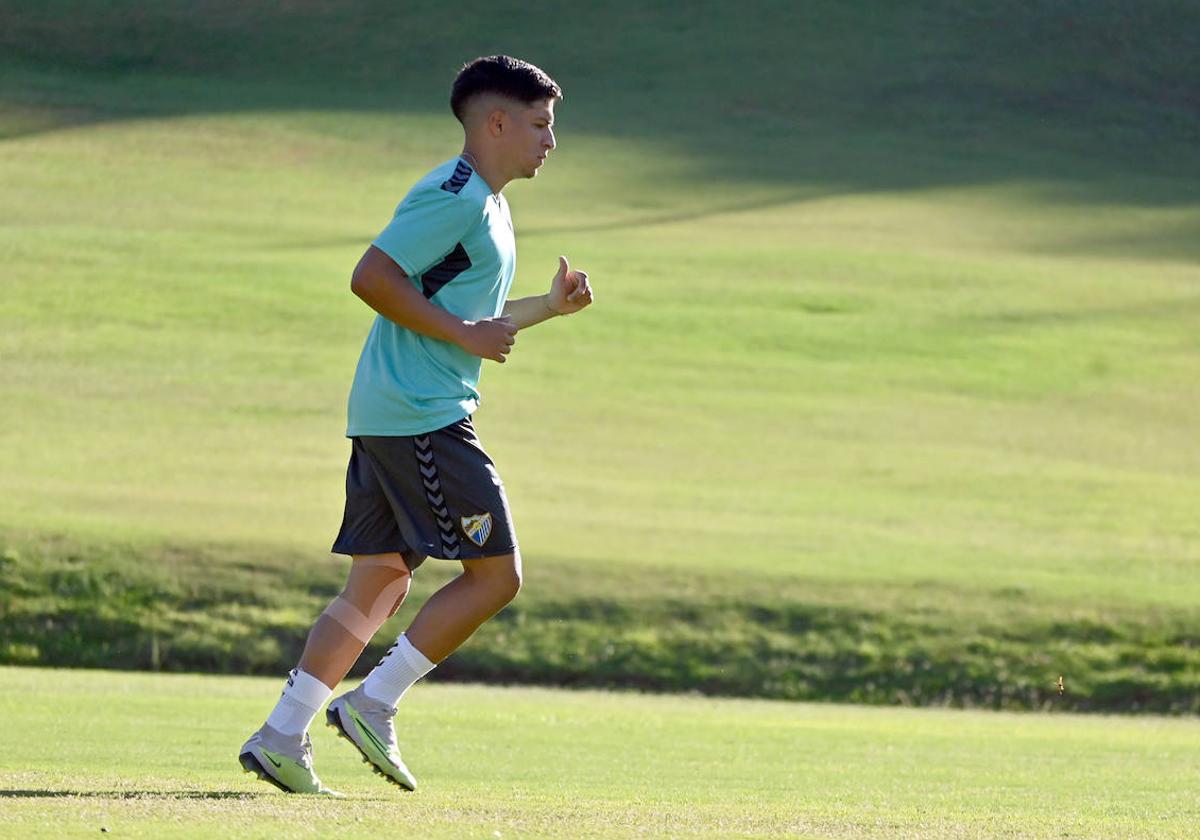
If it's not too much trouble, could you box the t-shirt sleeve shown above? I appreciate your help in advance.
[372,189,480,277]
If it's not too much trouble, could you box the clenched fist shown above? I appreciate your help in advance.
[457,315,518,362]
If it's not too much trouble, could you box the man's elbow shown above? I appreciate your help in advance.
[351,249,405,301]
[350,257,378,301]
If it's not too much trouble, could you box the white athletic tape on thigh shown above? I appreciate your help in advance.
[322,576,409,643]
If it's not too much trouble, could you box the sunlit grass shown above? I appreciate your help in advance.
[1,666,1198,838]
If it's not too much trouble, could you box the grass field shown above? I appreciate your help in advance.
[2,1,1200,706]
[1,666,1198,839]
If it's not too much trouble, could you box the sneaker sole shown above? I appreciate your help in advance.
[325,705,416,791]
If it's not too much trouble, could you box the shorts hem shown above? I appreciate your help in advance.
[428,542,519,561]
[330,543,407,557]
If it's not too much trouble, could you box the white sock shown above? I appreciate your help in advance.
[265,668,333,736]
[360,634,436,706]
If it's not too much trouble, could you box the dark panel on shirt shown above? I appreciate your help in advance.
[421,243,472,298]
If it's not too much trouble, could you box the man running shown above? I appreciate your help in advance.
[239,55,592,794]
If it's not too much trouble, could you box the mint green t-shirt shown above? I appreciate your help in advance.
[346,157,516,436]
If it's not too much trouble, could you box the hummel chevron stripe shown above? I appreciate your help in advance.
[413,434,460,558]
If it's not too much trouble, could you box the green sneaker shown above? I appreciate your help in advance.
[326,687,418,791]
[238,724,341,796]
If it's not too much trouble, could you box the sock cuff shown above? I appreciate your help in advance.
[397,634,436,675]
[283,668,334,710]
[360,634,436,705]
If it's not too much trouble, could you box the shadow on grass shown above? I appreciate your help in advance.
[0,789,257,800]
[1,0,1198,203]
[2,2,1199,271]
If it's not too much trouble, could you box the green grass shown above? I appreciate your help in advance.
[4,534,1198,711]
[1,666,1199,839]
[1,1,1199,708]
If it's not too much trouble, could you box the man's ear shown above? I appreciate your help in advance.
[487,108,506,137]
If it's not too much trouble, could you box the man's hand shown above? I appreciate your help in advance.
[547,255,594,315]
[499,256,595,330]
[456,316,518,363]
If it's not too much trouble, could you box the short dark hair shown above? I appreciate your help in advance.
[450,55,562,122]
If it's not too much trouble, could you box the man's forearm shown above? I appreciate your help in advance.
[359,278,468,344]
[502,294,559,330]
[352,247,467,345]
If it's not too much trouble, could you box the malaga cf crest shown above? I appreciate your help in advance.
[460,513,493,547]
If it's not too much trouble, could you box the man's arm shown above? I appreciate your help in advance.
[502,293,559,330]
[351,245,518,363]
[502,255,594,329]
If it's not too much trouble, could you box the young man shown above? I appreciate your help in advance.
[239,55,592,795]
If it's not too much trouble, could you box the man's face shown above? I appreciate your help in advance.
[503,98,556,179]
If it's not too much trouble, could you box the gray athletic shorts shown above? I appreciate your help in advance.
[331,416,518,569]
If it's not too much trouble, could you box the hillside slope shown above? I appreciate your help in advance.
[1,0,1198,710]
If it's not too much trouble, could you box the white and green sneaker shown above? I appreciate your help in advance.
[326,687,418,791]
[238,724,340,796]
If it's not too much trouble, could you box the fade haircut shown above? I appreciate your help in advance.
[450,55,562,123]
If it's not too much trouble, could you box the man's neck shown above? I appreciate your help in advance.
[460,146,507,195]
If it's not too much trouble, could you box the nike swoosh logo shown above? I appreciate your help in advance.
[262,752,283,768]
[353,713,390,757]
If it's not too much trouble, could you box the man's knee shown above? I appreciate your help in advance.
[467,551,522,604]
[503,561,523,602]
[325,553,415,642]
